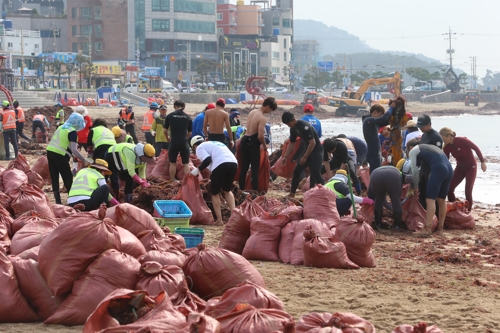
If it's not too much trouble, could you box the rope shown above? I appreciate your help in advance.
[347,170,357,218]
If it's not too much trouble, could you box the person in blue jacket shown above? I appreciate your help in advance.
[301,103,322,138]
[191,103,215,139]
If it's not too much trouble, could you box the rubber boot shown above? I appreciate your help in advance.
[373,210,384,230]
[54,191,62,205]
[393,212,405,230]
[124,193,133,203]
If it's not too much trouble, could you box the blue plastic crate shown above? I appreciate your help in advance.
[154,200,192,218]
[174,227,204,248]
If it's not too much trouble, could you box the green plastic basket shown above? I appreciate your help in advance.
[154,217,190,230]
[174,227,205,248]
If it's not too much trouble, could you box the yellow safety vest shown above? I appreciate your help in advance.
[325,179,346,199]
[68,168,103,197]
[92,126,116,148]
[47,126,75,156]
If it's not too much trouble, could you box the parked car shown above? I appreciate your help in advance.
[275,87,288,93]
[163,87,179,93]
[123,83,138,93]
[265,87,276,93]
[181,87,199,93]
[301,86,316,94]
[403,86,415,93]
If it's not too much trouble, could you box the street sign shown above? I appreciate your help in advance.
[170,55,176,62]
[178,70,183,76]
[318,61,333,72]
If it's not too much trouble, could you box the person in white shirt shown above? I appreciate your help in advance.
[189,135,238,226]
[403,119,422,151]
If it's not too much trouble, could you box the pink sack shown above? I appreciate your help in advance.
[51,204,77,218]
[151,149,171,180]
[11,210,57,235]
[297,312,375,333]
[170,282,207,316]
[303,185,341,228]
[139,249,186,268]
[10,219,59,255]
[0,206,13,239]
[444,200,475,230]
[31,155,51,185]
[359,167,370,189]
[174,174,214,225]
[392,322,444,333]
[117,226,147,258]
[402,195,438,231]
[10,184,55,218]
[135,262,187,297]
[26,170,44,190]
[18,245,40,261]
[216,304,295,333]
[289,219,334,266]
[358,204,374,226]
[242,212,289,261]
[137,229,172,252]
[280,205,303,222]
[7,153,30,173]
[3,168,28,196]
[336,216,377,268]
[115,203,165,238]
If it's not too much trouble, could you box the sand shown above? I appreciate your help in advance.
[2,101,500,332]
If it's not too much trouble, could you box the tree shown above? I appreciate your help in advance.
[458,73,469,85]
[429,71,442,80]
[481,69,500,89]
[32,56,47,85]
[75,53,90,89]
[31,8,38,15]
[65,61,76,89]
[302,66,321,89]
[233,62,250,87]
[195,59,217,87]
[350,71,370,85]
[406,67,431,81]
[52,59,63,89]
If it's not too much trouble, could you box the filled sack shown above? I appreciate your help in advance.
[297,312,375,333]
[117,226,147,258]
[174,174,214,225]
[242,212,289,261]
[139,249,186,268]
[336,216,377,268]
[303,185,341,228]
[10,218,59,255]
[444,200,475,230]
[10,184,55,218]
[135,261,187,298]
[115,203,165,237]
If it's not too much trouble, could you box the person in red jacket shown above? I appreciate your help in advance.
[439,127,487,210]
[73,105,92,174]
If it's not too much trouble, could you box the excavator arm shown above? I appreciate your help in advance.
[353,71,401,100]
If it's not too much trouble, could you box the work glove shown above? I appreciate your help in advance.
[109,198,120,206]
[132,174,150,187]
[151,130,156,136]
[361,197,374,205]
[190,168,200,177]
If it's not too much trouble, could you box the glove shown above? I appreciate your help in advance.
[132,174,149,187]
[140,179,150,187]
[190,168,200,177]
[109,198,119,206]
[362,197,374,205]
[151,130,156,136]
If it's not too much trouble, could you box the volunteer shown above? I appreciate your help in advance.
[440,127,486,210]
[362,103,394,173]
[118,105,138,144]
[13,100,30,142]
[322,138,361,194]
[32,111,50,143]
[112,125,133,144]
[203,98,233,146]
[325,169,373,217]
[73,105,92,175]
[192,103,214,139]
[87,119,116,160]
[402,119,421,151]
[340,134,367,167]
[46,113,90,204]
[151,105,170,156]
[229,109,241,127]
[106,142,155,203]
[409,143,454,236]
[143,102,158,145]
[301,103,322,138]
[67,159,119,211]
[190,135,237,226]
[281,111,324,198]
[54,102,65,127]
[0,101,18,160]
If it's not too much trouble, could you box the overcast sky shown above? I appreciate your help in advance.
[235,0,500,80]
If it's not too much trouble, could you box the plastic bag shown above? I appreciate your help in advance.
[115,203,165,238]
[3,168,28,196]
[216,303,295,333]
[165,231,186,251]
[117,226,147,258]
[357,204,374,226]
[10,184,55,218]
[45,249,140,325]
[183,244,266,299]
[170,283,207,316]
[10,257,65,321]
[205,281,284,319]
[254,196,283,214]
[135,261,187,298]
[11,210,57,235]
[139,249,186,268]
[174,174,214,225]
[0,206,13,239]
[39,205,121,296]
[32,155,52,185]
[336,216,377,268]
[0,252,40,323]
[297,312,375,333]
[280,205,304,222]
[444,200,475,230]
[51,204,76,218]
[303,185,341,229]
[151,149,171,180]
[10,219,59,255]
[137,229,172,252]
[219,196,265,254]
[7,153,30,173]
[270,138,302,179]
[190,154,211,179]
[18,245,40,261]
[359,166,370,189]
[391,322,444,333]
[303,227,359,269]
[242,212,289,261]
[402,195,438,231]
[0,191,13,216]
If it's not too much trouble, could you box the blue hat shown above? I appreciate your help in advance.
[55,102,63,107]
[150,102,159,109]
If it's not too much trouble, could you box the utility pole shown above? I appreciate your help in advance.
[443,27,456,69]
[20,26,25,90]
[187,42,191,93]
[135,38,139,85]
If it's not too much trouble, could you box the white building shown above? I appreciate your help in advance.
[260,34,292,87]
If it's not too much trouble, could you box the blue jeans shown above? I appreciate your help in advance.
[3,130,18,160]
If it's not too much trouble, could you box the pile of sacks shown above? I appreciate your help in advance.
[220,184,377,269]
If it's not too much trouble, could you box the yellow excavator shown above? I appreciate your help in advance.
[329,72,402,116]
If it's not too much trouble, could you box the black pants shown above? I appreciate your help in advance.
[16,122,30,141]
[3,130,18,160]
[154,142,170,157]
[125,124,138,144]
[208,133,227,145]
[291,149,325,193]
[145,132,155,145]
[337,198,353,216]
[69,185,110,211]
[418,169,440,217]
[47,151,72,193]
[93,144,112,161]
[239,135,261,191]
[368,167,402,214]
[106,153,136,195]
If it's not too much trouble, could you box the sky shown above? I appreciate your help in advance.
[234,0,500,80]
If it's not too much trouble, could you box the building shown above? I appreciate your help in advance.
[3,0,65,17]
[293,39,319,76]
[260,34,292,87]
[261,0,293,40]
[216,0,237,35]
[219,34,261,88]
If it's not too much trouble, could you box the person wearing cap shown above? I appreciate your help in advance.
[190,135,238,226]
[301,103,322,138]
[67,159,119,211]
[408,143,453,236]
[439,127,486,210]
[229,109,241,127]
[398,138,421,178]
[192,103,213,139]
[143,102,158,145]
[112,126,133,144]
[32,111,50,143]
[106,142,155,203]
[322,137,361,194]
[118,105,138,144]
[163,100,192,180]
[46,113,90,204]
[203,98,233,147]
[151,104,169,156]
[72,105,92,174]
[325,169,373,217]
[402,119,422,151]
[87,119,116,160]
[0,101,18,160]
[54,102,65,127]
[13,100,30,143]
[282,111,324,198]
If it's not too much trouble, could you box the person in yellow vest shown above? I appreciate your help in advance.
[112,126,133,144]
[325,169,373,217]
[105,142,155,203]
[0,101,18,160]
[54,102,65,127]
[118,105,138,144]
[32,111,50,143]
[143,102,158,145]
[67,159,120,211]
[13,100,30,142]
[87,118,116,160]
[46,113,90,204]
[150,104,169,156]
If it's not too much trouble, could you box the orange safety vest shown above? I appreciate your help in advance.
[142,110,155,130]
[33,114,45,122]
[2,109,16,130]
[120,110,132,122]
[16,107,25,122]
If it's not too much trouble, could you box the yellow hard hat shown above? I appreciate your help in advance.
[396,158,405,171]
[111,126,122,138]
[90,159,112,175]
[336,169,347,177]
[144,143,156,158]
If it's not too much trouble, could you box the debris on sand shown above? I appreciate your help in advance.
[480,102,500,111]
